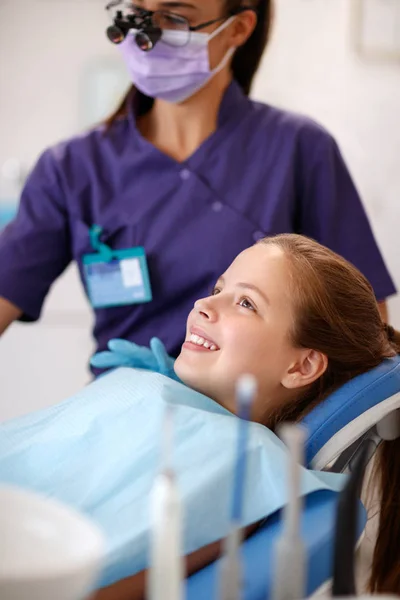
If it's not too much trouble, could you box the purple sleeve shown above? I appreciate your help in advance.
[298,131,396,301]
[0,149,72,321]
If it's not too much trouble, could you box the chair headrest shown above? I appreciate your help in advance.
[302,356,400,468]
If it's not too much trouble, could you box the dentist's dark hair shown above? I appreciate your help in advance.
[259,234,400,595]
[227,0,273,95]
[104,0,273,128]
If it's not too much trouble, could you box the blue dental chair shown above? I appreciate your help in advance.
[187,355,400,600]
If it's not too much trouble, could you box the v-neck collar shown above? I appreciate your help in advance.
[127,80,253,166]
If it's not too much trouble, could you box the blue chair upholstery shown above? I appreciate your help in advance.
[303,356,400,468]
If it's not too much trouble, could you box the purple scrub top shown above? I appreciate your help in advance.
[0,82,396,360]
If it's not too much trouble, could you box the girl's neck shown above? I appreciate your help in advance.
[137,70,232,163]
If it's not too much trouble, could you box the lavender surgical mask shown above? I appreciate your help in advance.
[118,17,236,104]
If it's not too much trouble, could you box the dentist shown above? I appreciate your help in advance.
[0,0,395,365]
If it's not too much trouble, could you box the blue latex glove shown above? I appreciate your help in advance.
[90,337,180,382]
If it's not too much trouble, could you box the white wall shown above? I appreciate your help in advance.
[0,0,399,419]
[252,0,400,324]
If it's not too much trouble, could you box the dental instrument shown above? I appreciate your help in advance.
[148,404,184,600]
[271,424,306,600]
[219,374,257,600]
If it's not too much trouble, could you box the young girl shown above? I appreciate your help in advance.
[2,234,400,600]
[95,233,400,599]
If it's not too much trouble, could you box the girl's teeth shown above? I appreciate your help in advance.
[189,333,218,350]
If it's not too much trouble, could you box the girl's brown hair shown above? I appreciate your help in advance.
[104,0,273,129]
[259,234,400,594]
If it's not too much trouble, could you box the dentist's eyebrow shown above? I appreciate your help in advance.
[134,0,197,8]
[159,2,198,9]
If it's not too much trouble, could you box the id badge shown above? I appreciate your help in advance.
[82,227,152,309]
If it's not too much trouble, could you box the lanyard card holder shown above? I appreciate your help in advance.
[82,226,152,309]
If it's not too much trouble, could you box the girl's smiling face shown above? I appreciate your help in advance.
[175,243,315,421]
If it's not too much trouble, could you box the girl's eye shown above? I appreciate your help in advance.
[239,297,256,311]
[212,287,221,296]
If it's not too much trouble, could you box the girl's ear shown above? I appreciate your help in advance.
[281,349,328,390]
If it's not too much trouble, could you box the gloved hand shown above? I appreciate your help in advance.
[90,337,180,382]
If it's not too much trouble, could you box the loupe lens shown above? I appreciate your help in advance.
[106,25,126,44]
[135,28,161,51]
